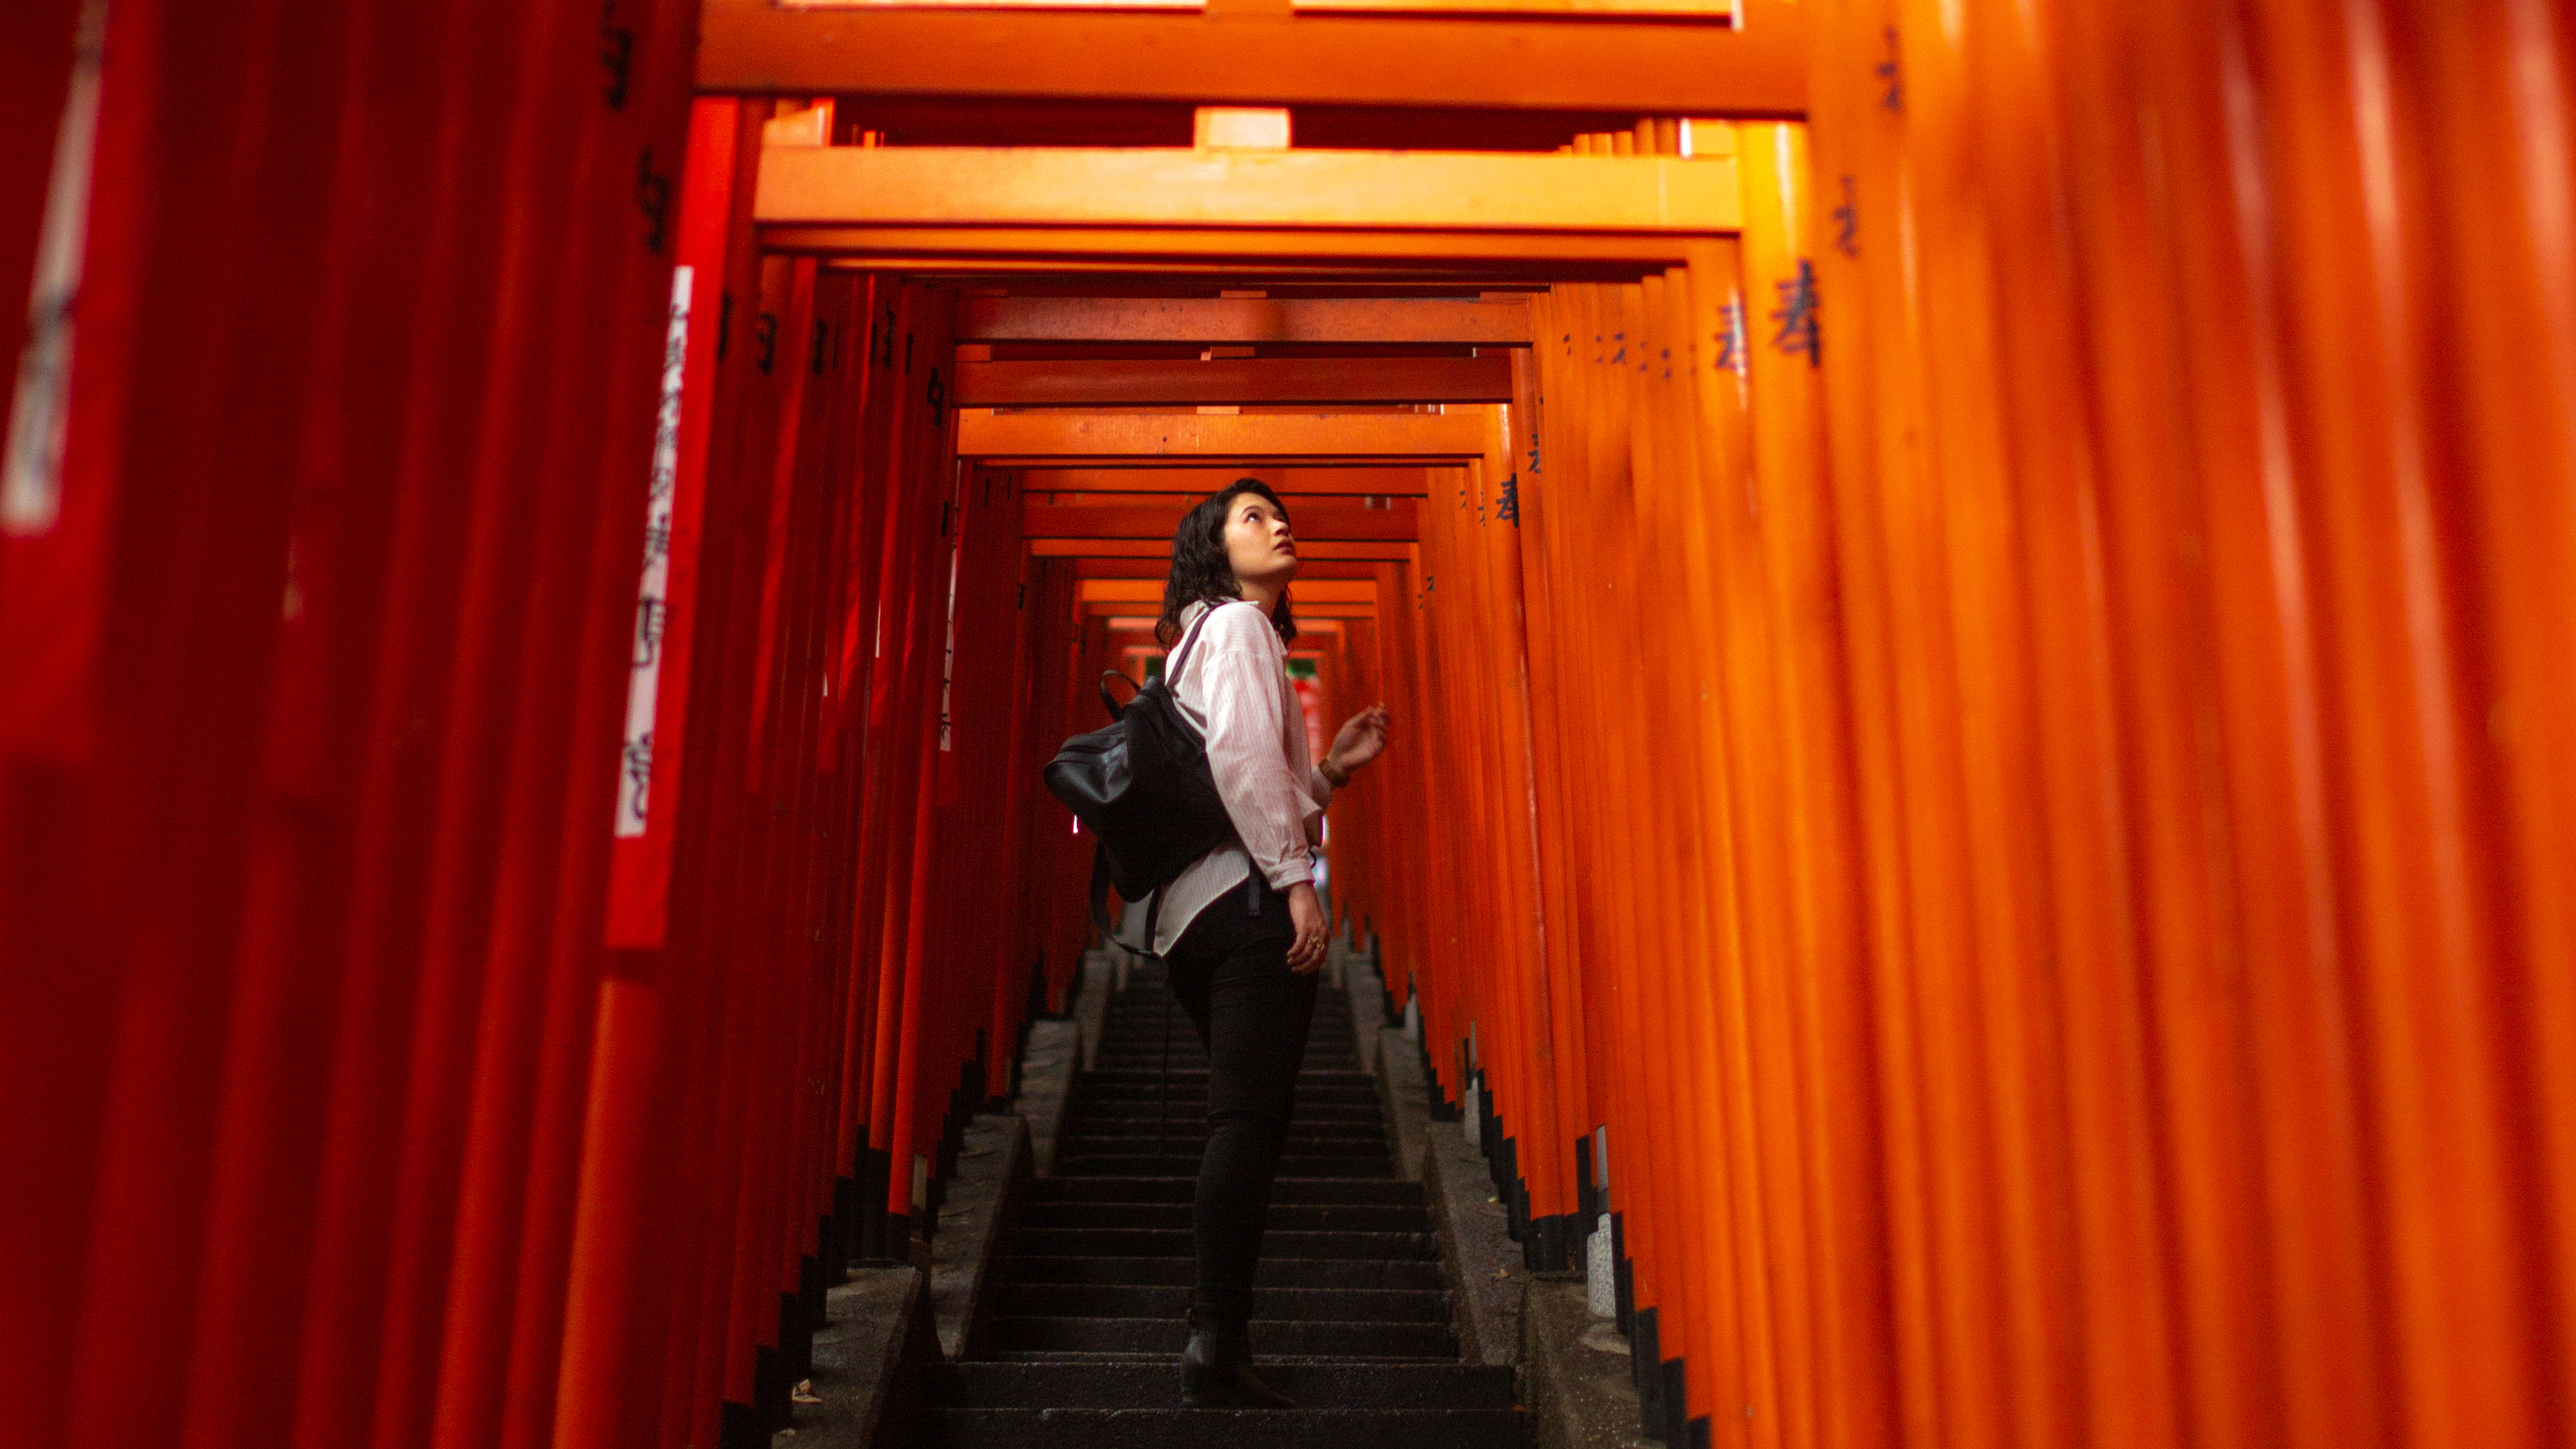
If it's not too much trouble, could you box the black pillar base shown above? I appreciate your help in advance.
[856,1148,895,1263]
[1633,1306,1663,1436]
[790,1260,823,1377]
[751,1339,784,1433]
[1612,1212,1635,1335]
[826,1176,855,1278]
[1525,1211,1573,1271]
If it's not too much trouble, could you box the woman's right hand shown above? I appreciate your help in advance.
[1284,882,1327,975]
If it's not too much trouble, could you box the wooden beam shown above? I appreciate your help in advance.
[957,296,1527,345]
[1070,555,1384,580]
[1080,578,1377,604]
[959,409,1485,460]
[1301,0,1726,17]
[953,356,1511,406]
[1026,497,1418,540]
[1022,467,1441,496]
[1030,537,1413,560]
[757,147,1741,234]
[699,0,1808,114]
[767,225,1715,268]
[1086,598,1378,619]
[832,258,1640,282]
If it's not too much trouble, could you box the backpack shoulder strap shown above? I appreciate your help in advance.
[1165,599,1231,688]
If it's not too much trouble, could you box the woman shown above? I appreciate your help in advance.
[1139,478,1392,1409]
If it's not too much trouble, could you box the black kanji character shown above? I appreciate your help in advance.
[1771,260,1820,367]
[632,596,666,667]
[623,730,654,824]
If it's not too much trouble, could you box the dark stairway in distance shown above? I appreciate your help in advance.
[926,961,1526,1446]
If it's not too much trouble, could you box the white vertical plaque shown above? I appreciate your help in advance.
[3,0,108,537]
[616,264,691,838]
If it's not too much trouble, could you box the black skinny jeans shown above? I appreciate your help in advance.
[1161,870,1319,1324]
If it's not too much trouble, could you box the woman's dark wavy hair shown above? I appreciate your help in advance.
[1157,477,1297,648]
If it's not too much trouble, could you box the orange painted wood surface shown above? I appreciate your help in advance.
[1020,466,1443,496]
[958,294,1530,345]
[777,0,1737,16]
[1027,536,1413,559]
[1024,496,1417,539]
[960,408,1487,460]
[954,355,1512,406]
[769,226,1736,269]
[699,0,1809,114]
[1079,576,1377,603]
[754,147,1744,233]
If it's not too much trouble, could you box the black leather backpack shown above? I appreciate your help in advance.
[1041,602,1239,954]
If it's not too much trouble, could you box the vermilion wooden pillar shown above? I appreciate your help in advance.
[551,27,744,1436]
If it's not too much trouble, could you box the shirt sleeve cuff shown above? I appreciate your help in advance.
[1267,856,1314,891]
[1309,765,1338,805]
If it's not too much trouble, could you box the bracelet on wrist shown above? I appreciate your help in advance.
[1321,758,1350,788]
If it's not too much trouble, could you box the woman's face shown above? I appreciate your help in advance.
[1222,490,1298,589]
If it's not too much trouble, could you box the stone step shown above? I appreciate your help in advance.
[1078,1082,1379,1106]
[925,1405,1529,1448]
[931,1360,1514,1411]
[1101,1000,1356,1016]
[1076,1062,1380,1082]
[1064,1109,1383,1130]
[1055,1119,1391,1140]
[979,1340,1462,1351]
[1097,1023,1354,1037]
[1089,1060,1375,1072]
[1025,1176,1422,1206]
[1098,984,1355,1023]
[1068,1101,1385,1124]
[1092,1031,1360,1043]
[1053,1148,1395,1177]
[1013,1201,1428,1233]
[1097,1023,1355,1038]
[1009,1227,1435,1260]
[1075,1093,1380,1112]
[1002,1255,1449,1292]
[1054,1155,1391,1180]
[992,1282,1451,1324]
[983,1314,1455,1359]
[1064,1117,1385,1139]
[1089,1058,1361,1074]
[1090,1044,1359,1058]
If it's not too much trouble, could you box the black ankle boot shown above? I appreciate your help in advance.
[1179,1307,1295,1408]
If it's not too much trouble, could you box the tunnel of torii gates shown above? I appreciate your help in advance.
[7,2,2576,1448]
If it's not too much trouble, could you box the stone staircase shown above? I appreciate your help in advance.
[924,961,1528,1446]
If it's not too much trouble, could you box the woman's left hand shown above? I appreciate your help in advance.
[1326,703,1392,780]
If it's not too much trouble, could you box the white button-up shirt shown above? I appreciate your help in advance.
[1135,596,1335,956]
